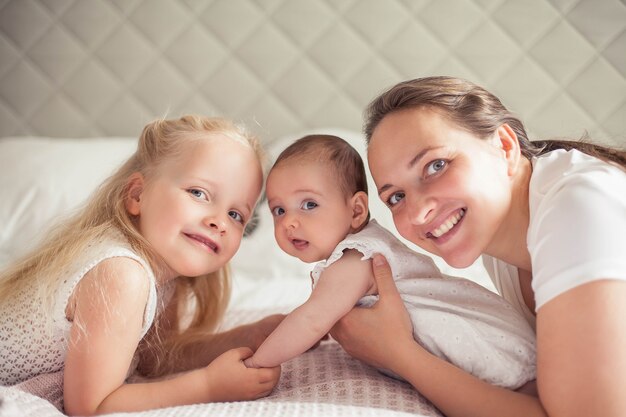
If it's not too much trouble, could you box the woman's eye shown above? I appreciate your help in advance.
[387,191,405,207]
[188,188,207,200]
[301,200,318,210]
[229,210,244,224]
[426,159,447,176]
[271,207,285,216]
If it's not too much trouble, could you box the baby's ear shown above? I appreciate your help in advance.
[125,173,145,216]
[350,191,369,231]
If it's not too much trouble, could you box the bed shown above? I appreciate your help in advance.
[0,130,498,417]
[1,2,623,415]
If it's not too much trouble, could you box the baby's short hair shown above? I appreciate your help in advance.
[273,134,368,199]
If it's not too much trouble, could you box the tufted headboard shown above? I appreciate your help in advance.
[0,0,625,147]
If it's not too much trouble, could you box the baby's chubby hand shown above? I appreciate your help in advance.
[204,347,280,401]
[243,356,259,368]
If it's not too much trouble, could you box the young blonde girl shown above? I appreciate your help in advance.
[0,115,282,415]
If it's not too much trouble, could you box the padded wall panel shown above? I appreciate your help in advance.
[0,0,624,146]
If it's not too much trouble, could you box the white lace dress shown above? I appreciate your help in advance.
[0,232,158,386]
[311,220,537,389]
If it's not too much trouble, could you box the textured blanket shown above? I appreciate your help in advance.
[0,309,441,417]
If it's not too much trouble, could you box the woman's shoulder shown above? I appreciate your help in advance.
[531,148,626,195]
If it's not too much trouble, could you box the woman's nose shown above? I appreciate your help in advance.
[407,193,436,226]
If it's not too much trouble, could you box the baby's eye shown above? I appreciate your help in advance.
[271,206,285,216]
[229,210,244,224]
[387,191,405,207]
[426,159,447,177]
[188,188,207,200]
[301,200,318,210]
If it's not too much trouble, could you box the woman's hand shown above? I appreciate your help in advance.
[204,347,280,401]
[330,254,415,369]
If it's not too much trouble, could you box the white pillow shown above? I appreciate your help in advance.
[0,137,137,268]
[233,128,495,291]
[0,133,493,292]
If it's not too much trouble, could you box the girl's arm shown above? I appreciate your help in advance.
[63,258,279,416]
[138,306,285,375]
[333,256,626,417]
[244,249,374,368]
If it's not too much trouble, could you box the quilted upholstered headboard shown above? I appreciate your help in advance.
[0,0,625,147]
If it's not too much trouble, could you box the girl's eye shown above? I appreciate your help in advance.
[271,207,285,216]
[229,210,244,224]
[301,200,318,210]
[426,159,447,176]
[387,191,405,207]
[188,188,207,200]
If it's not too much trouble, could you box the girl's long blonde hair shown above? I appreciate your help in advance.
[0,114,265,376]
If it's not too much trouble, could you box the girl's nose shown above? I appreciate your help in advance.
[204,214,227,235]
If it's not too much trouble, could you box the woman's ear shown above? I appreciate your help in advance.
[496,123,522,176]
[349,191,369,231]
[125,173,145,216]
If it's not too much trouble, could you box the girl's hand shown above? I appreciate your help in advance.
[205,347,280,401]
[330,255,415,369]
[241,314,286,351]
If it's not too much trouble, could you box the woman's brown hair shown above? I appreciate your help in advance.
[364,76,626,167]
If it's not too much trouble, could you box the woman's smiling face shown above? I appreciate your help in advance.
[367,107,514,268]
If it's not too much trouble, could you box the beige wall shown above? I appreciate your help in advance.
[0,0,625,147]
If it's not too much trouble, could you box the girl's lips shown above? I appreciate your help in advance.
[426,208,466,241]
[184,233,219,253]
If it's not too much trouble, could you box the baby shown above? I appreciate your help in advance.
[244,134,536,389]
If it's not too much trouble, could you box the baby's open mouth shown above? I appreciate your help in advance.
[290,238,309,250]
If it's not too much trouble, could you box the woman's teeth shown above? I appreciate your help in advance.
[431,209,465,238]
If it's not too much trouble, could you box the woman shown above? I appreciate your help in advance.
[331,76,626,417]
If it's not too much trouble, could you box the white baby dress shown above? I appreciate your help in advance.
[311,220,536,389]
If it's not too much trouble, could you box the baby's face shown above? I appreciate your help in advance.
[266,160,355,263]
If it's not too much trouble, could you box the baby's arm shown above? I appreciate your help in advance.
[63,258,278,415]
[244,249,375,368]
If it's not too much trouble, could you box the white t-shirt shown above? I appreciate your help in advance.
[484,149,626,323]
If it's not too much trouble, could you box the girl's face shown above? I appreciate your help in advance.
[129,135,263,281]
[266,160,356,263]
[367,107,513,268]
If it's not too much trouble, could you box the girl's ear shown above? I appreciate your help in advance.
[496,123,522,176]
[349,191,369,231]
[125,173,145,216]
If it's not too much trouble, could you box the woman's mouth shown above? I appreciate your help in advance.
[427,208,466,239]
[185,233,219,253]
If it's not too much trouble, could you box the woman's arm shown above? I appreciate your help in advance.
[64,258,280,416]
[244,249,374,368]
[331,255,548,417]
[536,279,626,417]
